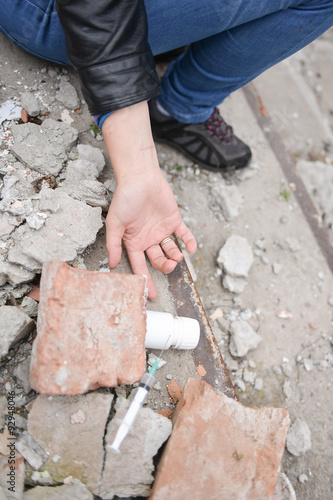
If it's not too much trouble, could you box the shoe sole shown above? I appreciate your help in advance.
[152,135,252,173]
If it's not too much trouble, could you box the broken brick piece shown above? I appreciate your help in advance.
[167,379,183,403]
[151,378,290,500]
[29,261,147,395]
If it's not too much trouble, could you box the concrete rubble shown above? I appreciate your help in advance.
[286,418,312,457]
[23,482,94,500]
[0,306,35,358]
[29,261,147,394]
[217,235,254,294]
[229,319,262,358]
[20,93,40,118]
[100,396,172,499]
[151,378,290,499]
[11,119,78,176]
[55,78,79,110]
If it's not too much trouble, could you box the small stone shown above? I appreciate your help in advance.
[0,306,35,358]
[286,418,312,456]
[0,99,22,124]
[211,184,243,221]
[276,310,293,319]
[15,431,48,470]
[281,361,292,378]
[56,78,79,110]
[243,368,256,385]
[148,353,166,369]
[216,316,229,333]
[77,144,105,172]
[225,359,238,372]
[20,296,39,318]
[254,378,263,391]
[234,379,246,391]
[209,307,223,321]
[217,235,253,278]
[303,358,314,371]
[20,92,40,117]
[0,258,36,287]
[13,357,31,394]
[165,374,173,380]
[328,296,333,307]
[286,237,301,252]
[248,360,256,369]
[222,275,248,294]
[272,262,282,275]
[298,473,309,484]
[61,108,74,125]
[229,320,262,358]
[283,380,292,400]
[150,378,290,500]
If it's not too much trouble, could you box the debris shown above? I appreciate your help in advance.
[211,184,243,221]
[150,378,290,500]
[56,78,79,110]
[209,308,223,321]
[167,379,183,403]
[148,353,166,369]
[7,189,103,272]
[217,235,253,278]
[0,306,35,358]
[286,418,312,456]
[20,92,40,117]
[15,431,48,470]
[13,357,31,394]
[11,119,78,176]
[222,274,248,294]
[29,262,147,394]
[229,320,262,358]
[303,358,314,371]
[254,378,263,391]
[0,257,36,287]
[27,393,113,492]
[234,379,246,391]
[272,262,282,275]
[286,237,301,253]
[23,482,94,500]
[283,380,292,400]
[19,296,38,318]
[196,364,207,377]
[299,473,309,484]
[100,396,172,499]
[243,368,256,385]
[27,286,40,302]
[61,108,74,125]
[276,310,293,319]
[0,99,22,124]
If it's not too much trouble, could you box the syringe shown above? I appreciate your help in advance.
[108,340,169,454]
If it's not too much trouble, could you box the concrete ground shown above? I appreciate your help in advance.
[1,27,333,499]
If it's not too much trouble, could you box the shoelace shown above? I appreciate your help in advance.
[204,107,234,142]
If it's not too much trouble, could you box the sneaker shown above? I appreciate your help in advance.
[149,97,252,172]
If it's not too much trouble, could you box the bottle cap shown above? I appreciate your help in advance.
[173,317,200,349]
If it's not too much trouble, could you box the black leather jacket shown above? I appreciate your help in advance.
[56,0,160,115]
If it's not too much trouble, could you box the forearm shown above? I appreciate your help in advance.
[102,101,161,185]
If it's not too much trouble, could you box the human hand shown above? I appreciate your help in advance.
[105,168,196,300]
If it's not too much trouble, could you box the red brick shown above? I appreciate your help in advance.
[151,378,290,500]
[29,261,147,395]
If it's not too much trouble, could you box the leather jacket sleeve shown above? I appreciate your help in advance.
[56,0,160,115]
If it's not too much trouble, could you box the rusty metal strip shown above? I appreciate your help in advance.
[243,83,333,275]
[167,254,237,400]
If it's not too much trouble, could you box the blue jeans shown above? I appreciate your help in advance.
[1,0,333,122]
